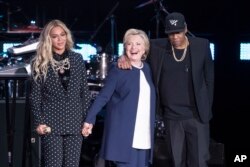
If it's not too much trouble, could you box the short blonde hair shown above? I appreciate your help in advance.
[123,28,150,60]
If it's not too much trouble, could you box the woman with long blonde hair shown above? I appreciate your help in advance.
[30,19,91,167]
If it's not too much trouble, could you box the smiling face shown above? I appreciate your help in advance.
[125,34,146,64]
[50,26,67,54]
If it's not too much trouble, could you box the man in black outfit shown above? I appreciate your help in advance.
[148,12,214,167]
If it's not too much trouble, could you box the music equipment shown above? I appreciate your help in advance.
[7,39,38,55]
[85,58,99,80]
[96,53,112,80]
[7,26,42,34]
[85,53,113,81]
[135,0,156,9]
[0,63,31,77]
[0,63,30,100]
[0,99,27,167]
[208,140,225,165]
[0,99,41,167]
[0,100,9,167]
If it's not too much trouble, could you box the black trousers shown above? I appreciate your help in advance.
[165,118,210,167]
[41,134,83,167]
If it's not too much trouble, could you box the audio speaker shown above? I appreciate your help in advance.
[0,99,26,167]
[0,99,9,167]
[0,99,42,167]
[208,140,225,166]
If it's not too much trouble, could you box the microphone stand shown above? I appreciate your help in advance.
[7,5,10,32]
[110,15,116,56]
[155,8,161,38]
[152,0,165,38]
[88,2,119,55]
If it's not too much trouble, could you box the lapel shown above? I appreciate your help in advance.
[67,53,75,93]
[156,49,166,85]
[188,38,197,82]
[150,38,169,86]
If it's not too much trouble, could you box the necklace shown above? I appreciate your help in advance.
[53,58,70,74]
[171,37,188,62]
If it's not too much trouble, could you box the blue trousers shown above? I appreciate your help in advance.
[115,148,150,167]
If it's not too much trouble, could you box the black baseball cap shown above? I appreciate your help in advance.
[165,12,186,34]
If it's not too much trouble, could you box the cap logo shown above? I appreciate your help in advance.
[169,19,178,26]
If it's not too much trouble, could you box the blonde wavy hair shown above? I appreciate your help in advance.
[32,19,74,82]
[123,28,150,60]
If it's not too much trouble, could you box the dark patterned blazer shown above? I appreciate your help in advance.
[30,50,91,135]
[149,37,214,123]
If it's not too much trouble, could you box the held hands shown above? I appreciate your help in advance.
[82,122,93,137]
[117,55,132,69]
[36,124,51,135]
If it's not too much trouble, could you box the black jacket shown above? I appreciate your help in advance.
[148,37,214,123]
[30,50,91,135]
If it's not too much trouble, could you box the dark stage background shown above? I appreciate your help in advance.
[1,0,250,166]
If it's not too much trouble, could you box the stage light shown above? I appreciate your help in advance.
[73,43,97,61]
[2,43,22,57]
[240,43,250,60]
[210,43,215,60]
[118,43,123,56]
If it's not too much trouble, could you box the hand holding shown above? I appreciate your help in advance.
[82,122,93,137]
[36,124,51,135]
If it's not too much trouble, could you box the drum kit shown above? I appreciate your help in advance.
[86,52,115,101]
[86,52,114,80]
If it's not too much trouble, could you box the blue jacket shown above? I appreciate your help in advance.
[85,62,156,163]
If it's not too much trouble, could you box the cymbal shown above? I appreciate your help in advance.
[8,26,42,33]
[135,0,156,9]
